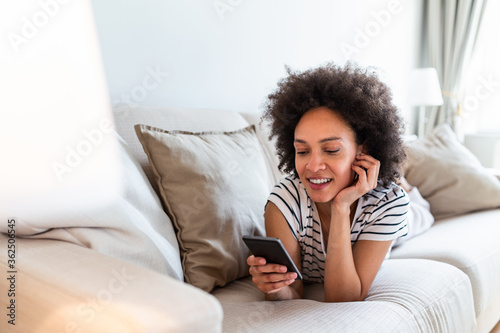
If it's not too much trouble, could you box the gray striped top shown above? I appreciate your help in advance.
[268,176,409,283]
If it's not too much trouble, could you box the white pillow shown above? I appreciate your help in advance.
[404,124,500,219]
[0,135,183,280]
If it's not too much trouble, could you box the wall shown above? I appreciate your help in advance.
[464,134,500,169]
[91,0,423,133]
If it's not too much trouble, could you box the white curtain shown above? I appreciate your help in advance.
[423,0,488,137]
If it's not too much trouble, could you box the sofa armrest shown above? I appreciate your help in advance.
[0,234,222,333]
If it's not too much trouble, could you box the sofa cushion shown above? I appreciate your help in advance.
[403,124,500,219]
[2,135,183,280]
[135,124,272,292]
[113,106,254,197]
[391,208,500,316]
[240,111,284,184]
[1,234,222,333]
[211,259,475,332]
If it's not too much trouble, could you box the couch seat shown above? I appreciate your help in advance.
[391,209,500,316]
[212,259,475,332]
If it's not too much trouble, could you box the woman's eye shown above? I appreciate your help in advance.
[326,149,341,154]
[296,150,308,155]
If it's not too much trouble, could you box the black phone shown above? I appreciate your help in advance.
[242,235,302,280]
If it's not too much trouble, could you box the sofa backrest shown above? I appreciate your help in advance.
[113,105,283,196]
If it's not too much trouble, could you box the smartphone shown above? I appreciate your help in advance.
[242,235,302,280]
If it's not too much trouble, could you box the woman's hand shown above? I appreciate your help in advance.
[333,153,380,209]
[247,255,298,294]
[323,154,392,302]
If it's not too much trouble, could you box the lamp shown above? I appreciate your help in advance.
[0,1,122,221]
[407,68,444,137]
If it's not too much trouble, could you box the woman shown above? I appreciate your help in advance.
[247,63,433,302]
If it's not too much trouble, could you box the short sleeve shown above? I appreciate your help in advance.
[267,177,304,240]
[356,185,409,242]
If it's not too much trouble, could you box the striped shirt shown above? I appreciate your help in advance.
[268,176,409,283]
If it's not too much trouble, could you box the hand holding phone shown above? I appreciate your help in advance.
[243,235,302,280]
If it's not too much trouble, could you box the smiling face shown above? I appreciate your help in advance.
[294,107,363,204]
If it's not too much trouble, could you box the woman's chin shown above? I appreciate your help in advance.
[307,192,336,204]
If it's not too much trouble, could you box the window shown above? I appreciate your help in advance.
[462,0,500,135]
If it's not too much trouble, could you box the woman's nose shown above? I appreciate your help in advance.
[307,152,326,172]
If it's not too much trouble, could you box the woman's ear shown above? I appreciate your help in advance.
[356,144,366,157]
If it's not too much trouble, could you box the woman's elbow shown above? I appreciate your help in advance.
[324,292,368,303]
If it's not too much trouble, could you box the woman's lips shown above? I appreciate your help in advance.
[308,178,332,190]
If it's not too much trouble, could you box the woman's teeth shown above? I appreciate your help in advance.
[309,178,331,184]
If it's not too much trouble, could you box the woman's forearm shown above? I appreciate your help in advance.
[323,206,363,302]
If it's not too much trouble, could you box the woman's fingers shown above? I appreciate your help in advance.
[351,165,373,193]
[354,154,380,189]
[247,255,266,266]
[247,255,298,294]
[250,261,297,279]
[258,279,296,294]
[251,270,297,294]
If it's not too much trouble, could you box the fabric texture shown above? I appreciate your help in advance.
[134,124,272,292]
[239,111,284,184]
[391,208,500,316]
[268,176,409,282]
[422,0,487,135]
[393,187,435,247]
[212,259,475,333]
[404,124,500,219]
[113,106,255,198]
[2,233,222,333]
[2,135,183,280]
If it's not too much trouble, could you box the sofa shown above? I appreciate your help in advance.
[1,105,500,333]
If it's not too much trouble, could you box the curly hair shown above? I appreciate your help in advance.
[262,62,406,186]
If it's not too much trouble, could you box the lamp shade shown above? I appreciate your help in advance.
[0,1,122,220]
[407,68,444,106]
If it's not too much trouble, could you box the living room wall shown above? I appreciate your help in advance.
[91,0,422,133]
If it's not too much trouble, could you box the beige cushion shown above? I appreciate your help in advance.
[404,124,500,219]
[113,106,254,197]
[240,111,285,183]
[135,124,271,292]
